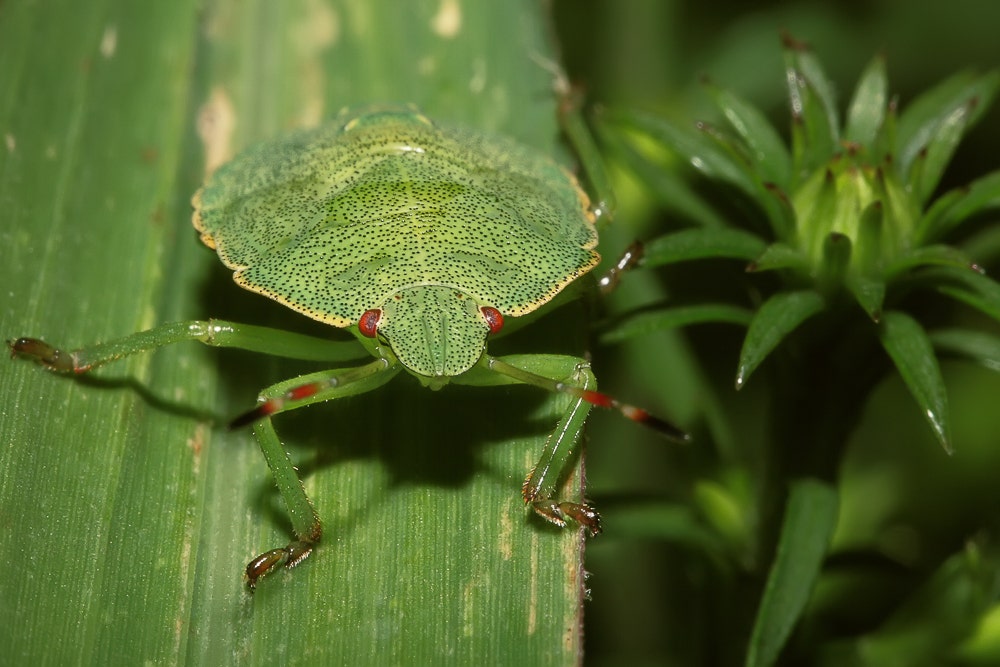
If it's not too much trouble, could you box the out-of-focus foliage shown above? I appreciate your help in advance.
[555,1,1000,665]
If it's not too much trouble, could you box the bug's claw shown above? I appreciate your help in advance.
[529,499,603,537]
[563,502,603,536]
[8,337,80,373]
[245,539,315,590]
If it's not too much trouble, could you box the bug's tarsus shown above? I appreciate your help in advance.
[7,337,83,373]
[526,496,603,537]
[522,460,602,535]
[245,538,316,590]
[597,241,645,294]
[489,356,687,538]
[561,501,603,536]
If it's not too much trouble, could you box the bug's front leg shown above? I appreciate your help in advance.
[521,361,602,536]
[243,415,322,589]
[485,353,686,533]
[237,360,399,589]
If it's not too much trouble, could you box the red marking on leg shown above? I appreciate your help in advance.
[580,389,614,409]
[583,389,690,443]
[289,383,321,401]
[621,405,649,422]
[620,403,688,440]
[258,400,281,417]
[229,400,280,429]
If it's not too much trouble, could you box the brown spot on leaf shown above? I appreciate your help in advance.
[196,87,236,178]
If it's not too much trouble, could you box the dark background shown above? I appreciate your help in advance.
[553,1,1000,664]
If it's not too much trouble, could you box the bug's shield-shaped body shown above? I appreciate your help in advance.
[192,107,599,381]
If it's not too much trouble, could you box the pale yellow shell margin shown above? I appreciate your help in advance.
[189,150,600,328]
[190,188,217,250]
[504,164,601,317]
[190,186,355,329]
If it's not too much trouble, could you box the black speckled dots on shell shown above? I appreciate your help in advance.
[191,107,600,377]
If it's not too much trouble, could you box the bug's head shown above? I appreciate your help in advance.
[358,286,503,385]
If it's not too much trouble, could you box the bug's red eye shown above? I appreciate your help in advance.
[358,309,382,338]
[481,306,504,334]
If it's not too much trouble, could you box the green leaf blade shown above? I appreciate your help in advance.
[599,304,753,345]
[896,70,1000,179]
[642,228,768,266]
[595,115,732,229]
[844,55,888,147]
[784,40,839,181]
[909,98,977,205]
[930,328,1000,372]
[848,276,887,321]
[707,83,792,188]
[926,265,1000,324]
[878,310,952,451]
[748,242,812,274]
[746,478,839,667]
[886,244,979,278]
[736,290,826,389]
[609,108,762,200]
[917,170,1000,243]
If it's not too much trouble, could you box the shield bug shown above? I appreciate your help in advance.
[9,105,685,588]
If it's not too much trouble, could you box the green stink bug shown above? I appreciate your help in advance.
[9,105,684,588]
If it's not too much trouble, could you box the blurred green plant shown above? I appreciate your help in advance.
[595,36,1000,665]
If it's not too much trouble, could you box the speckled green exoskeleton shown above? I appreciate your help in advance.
[9,105,684,588]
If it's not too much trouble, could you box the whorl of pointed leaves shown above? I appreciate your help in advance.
[600,36,1000,451]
